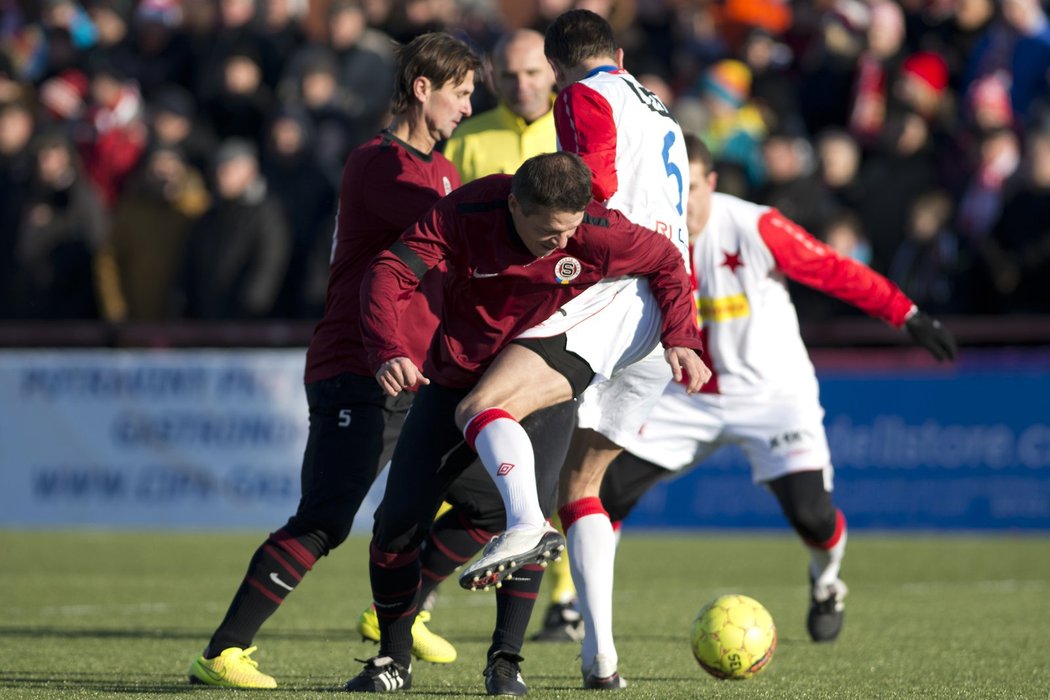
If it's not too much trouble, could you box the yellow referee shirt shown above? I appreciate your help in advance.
[442,101,557,183]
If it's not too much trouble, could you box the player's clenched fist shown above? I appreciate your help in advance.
[376,357,430,396]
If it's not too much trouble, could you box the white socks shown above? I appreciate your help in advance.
[465,409,545,531]
[561,497,617,670]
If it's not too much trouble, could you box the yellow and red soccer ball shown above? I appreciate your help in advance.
[690,594,777,680]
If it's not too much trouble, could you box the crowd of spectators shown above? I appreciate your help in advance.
[1,0,1048,322]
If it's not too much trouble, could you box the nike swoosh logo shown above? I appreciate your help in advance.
[193,660,224,683]
[270,572,294,591]
[472,271,499,278]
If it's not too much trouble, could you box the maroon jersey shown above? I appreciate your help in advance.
[305,130,460,383]
[360,175,703,388]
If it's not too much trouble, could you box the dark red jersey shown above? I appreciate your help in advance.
[360,175,703,388]
[305,130,460,384]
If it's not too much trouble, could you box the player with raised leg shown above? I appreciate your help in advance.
[453,10,704,688]
[343,151,705,694]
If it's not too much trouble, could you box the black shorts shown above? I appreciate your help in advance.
[600,451,670,523]
[284,373,413,549]
[373,382,577,553]
[512,333,594,398]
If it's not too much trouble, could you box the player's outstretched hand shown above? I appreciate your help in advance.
[376,356,430,396]
[665,347,712,394]
[905,311,957,362]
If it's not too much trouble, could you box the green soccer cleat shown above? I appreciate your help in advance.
[356,605,458,664]
[187,646,277,688]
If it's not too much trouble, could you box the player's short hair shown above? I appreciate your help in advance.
[512,152,593,214]
[684,133,715,175]
[391,32,481,116]
[544,10,617,68]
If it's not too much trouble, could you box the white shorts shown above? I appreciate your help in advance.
[617,381,833,486]
[517,277,670,446]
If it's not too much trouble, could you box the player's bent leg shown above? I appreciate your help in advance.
[457,344,574,527]
[768,470,848,642]
[457,365,577,590]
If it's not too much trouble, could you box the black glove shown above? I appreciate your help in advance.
[905,311,957,362]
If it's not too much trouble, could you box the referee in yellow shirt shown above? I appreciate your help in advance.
[443,29,557,182]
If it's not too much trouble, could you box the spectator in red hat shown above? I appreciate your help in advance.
[897,50,950,124]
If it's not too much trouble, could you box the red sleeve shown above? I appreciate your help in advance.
[359,202,455,371]
[757,209,915,327]
[599,208,703,352]
[554,83,618,202]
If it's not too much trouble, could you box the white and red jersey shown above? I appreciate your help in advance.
[694,192,915,397]
[522,66,690,336]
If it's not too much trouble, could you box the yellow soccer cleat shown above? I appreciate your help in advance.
[357,603,382,644]
[187,646,277,688]
[356,605,457,664]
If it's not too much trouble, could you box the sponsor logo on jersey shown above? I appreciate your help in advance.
[697,293,750,322]
[555,257,582,284]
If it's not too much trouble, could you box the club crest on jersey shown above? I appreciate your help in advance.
[555,256,582,284]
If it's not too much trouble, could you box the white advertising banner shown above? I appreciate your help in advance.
[0,349,384,529]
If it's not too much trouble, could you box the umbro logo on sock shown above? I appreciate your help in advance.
[497,462,515,476]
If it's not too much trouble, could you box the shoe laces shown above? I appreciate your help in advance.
[231,646,261,669]
[486,652,523,680]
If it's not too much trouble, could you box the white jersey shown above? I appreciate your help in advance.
[694,192,914,397]
[618,192,917,473]
[520,67,690,336]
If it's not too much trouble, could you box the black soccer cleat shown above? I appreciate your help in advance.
[808,578,848,642]
[531,602,585,643]
[484,651,528,696]
[581,653,627,690]
[344,656,412,693]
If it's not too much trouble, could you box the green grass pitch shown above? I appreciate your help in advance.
[2,531,1048,699]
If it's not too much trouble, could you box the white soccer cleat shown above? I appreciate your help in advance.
[458,524,565,591]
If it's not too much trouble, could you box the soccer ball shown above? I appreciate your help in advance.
[690,594,777,680]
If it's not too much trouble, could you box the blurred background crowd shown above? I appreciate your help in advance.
[1,0,1048,323]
